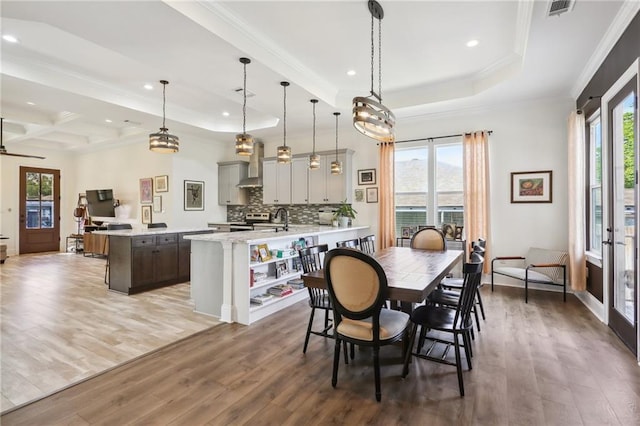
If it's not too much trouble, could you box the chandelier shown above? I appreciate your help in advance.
[331,112,342,175]
[309,99,320,170]
[235,57,254,156]
[149,80,179,153]
[352,0,395,142]
[277,81,291,164]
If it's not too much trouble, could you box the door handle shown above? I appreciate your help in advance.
[603,240,612,246]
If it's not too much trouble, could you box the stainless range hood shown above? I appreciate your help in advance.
[237,141,264,188]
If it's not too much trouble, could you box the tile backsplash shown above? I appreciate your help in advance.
[226,187,341,224]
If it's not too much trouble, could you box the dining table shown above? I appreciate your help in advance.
[301,246,464,313]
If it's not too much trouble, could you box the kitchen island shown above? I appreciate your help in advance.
[94,227,214,294]
[186,225,369,325]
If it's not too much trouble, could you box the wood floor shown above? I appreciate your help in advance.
[2,282,640,425]
[0,252,220,412]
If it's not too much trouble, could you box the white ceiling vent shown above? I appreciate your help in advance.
[547,0,575,17]
[233,87,255,98]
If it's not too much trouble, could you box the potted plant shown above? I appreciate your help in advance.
[334,199,357,227]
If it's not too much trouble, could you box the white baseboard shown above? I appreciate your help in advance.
[573,290,605,323]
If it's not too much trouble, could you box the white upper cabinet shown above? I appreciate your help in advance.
[291,157,310,204]
[262,159,292,205]
[218,161,248,205]
[286,149,353,205]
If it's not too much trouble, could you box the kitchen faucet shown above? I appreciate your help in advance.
[274,207,289,231]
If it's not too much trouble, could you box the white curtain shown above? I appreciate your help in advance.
[568,111,586,291]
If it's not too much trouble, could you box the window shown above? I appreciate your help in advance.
[588,113,602,254]
[394,141,463,237]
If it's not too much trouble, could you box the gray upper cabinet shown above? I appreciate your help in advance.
[218,161,249,205]
[262,158,292,205]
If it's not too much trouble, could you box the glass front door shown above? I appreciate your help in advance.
[19,167,60,253]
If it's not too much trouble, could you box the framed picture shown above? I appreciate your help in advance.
[354,189,364,202]
[141,205,152,224]
[257,243,271,262]
[454,226,464,241]
[358,169,376,185]
[442,223,455,240]
[155,175,168,193]
[153,195,162,213]
[401,226,412,238]
[366,187,378,203]
[275,260,289,278]
[184,180,204,210]
[511,170,553,203]
[139,178,153,204]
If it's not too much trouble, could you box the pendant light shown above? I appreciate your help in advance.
[277,81,291,164]
[352,0,395,142]
[309,99,320,170]
[149,80,179,153]
[235,57,254,156]
[331,112,342,175]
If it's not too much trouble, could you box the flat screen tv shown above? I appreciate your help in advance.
[85,189,116,217]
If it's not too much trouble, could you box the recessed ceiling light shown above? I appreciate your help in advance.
[143,83,153,90]
[105,119,112,123]
[466,39,479,48]
[26,101,35,106]
[347,70,356,76]
[222,111,230,117]
[2,35,19,43]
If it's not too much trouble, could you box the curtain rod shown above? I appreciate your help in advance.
[390,130,493,144]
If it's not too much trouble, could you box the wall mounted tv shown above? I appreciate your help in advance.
[85,189,116,217]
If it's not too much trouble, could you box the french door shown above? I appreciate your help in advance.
[19,166,61,253]
[603,61,638,356]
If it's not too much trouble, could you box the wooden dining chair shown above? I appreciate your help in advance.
[410,228,446,251]
[299,244,331,353]
[324,248,410,402]
[402,261,483,397]
[359,234,376,255]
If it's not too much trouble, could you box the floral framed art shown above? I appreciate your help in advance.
[510,170,552,203]
[184,180,204,210]
[139,178,153,204]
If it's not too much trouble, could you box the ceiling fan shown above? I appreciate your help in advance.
[0,117,46,159]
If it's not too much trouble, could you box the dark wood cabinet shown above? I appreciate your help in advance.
[108,231,211,294]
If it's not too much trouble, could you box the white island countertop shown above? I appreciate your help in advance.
[185,225,369,243]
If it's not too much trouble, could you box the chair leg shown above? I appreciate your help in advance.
[417,325,427,352]
[454,333,465,397]
[476,288,486,320]
[472,305,481,332]
[350,343,355,360]
[343,340,349,365]
[332,338,341,388]
[303,307,316,353]
[462,331,473,364]
[402,323,417,378]
[525,279,529,303]
[373,346,381,402]
[491,270,494,292]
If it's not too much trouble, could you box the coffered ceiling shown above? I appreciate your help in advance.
[0,1,637,155]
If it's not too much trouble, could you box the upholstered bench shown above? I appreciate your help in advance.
[491,247,568,303]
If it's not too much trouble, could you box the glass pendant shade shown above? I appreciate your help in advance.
[236,57,254,156]
[277,145,291,164]
[309,153,320,170]
[235,133,253,156]
[149,80,179,153]
[331,159,342,175]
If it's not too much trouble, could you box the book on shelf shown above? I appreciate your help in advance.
[253,271,268,283]
[287,277,305,290]
[250,293,274,305]
[267,284,293,297]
